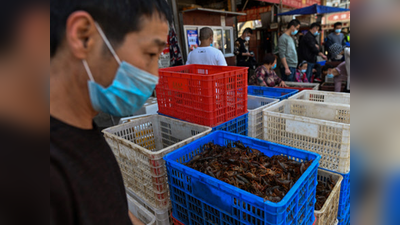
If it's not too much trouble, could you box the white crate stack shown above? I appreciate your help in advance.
[247,95,279,139]
[263,99,350,173]
[289,90,350,105]
[103,115,212,224]
[127,194,156,225]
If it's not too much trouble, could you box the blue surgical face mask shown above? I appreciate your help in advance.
[314,31,319,36]
[301,69,307,73]
[335,29,342,33]
[82,22,159,117]
[327,74,334,78]
[291,29,298,36]
[272,64,277,70]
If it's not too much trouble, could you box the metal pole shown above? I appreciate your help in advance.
[242,0,249,12]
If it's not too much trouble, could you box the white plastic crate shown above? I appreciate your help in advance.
[289,90,350,105]
[103,115,212,209]
[263,100,350,173]
[128,189,172,225]
[284,82,320,90]
[334,219,339,225]
[314,169,343,225]
[128,194,156,225]
[247,95,279,139]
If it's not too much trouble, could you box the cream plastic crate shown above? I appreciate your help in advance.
[103,115,212,209]
[247,95,279,139]
[284,82,320,90]
[128,189,172,225]
[314,169,343,225]
[263,100,350,173]
[128,194,156,225]
[289,90,350,105]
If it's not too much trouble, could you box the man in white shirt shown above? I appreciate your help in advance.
[186,27,227,66]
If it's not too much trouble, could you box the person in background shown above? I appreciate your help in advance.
[295,61,309,83]
[278,19,301,81]
[329,43,345,62]
[186,27,227,66]
[321,64,335,82]
[326,22,346,59]
[235,27,254,69]
[326,60,348,92]
[298,23,327,81]
[50,0,172,224]
[249,53,287,88]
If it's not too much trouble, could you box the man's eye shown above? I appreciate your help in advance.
[149,53,157,58]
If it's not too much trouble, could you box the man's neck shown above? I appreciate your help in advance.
[50,59,97,130]
[199,43,211,47]
[285,30,292,36]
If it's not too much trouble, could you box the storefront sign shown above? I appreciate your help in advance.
[187,29,199,52]
[326,11,350,23]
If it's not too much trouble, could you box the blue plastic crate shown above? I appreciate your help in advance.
[321,168,350,219]
[338,204,350,225]
[212,113,248,136]
[158,112,249,136]
[248,86,299,101]
[164,131,321,225]
[316,61,326,66]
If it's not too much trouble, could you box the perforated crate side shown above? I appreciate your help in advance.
[212,113,248,136]
[314,169,343,225]
[164,131,321,225]
[247,95,279,139]
[103,115,212,209]
[263,100,351,173]
[127,194,156,225]
[288,90,350,105]
[127,189,173,225]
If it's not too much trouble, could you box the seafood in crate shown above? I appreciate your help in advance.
[184,141,314,203]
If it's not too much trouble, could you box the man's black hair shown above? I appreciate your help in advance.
[243,28,253,35]
[334,22,343,29]
[310,23,321,30]
[0,0,48,52]
[263,53,276,65]
[287,19,301,29]
[50,0,173,57]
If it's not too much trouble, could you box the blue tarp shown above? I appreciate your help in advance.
[277,4,349,16]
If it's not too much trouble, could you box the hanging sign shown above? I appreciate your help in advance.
[187,29,199,52]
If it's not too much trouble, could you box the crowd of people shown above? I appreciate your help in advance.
[186,21,350,92]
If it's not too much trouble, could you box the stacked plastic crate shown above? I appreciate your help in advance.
[164,131,321,225]
[262,90,351,225]
[156,64,249,135]
[103,115,212,225]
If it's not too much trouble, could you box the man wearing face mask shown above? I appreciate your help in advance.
[235,28,254,70]
[326,22,346,60]
[50,0,172,224]
[298,23,327,81]
[278,19,301,81]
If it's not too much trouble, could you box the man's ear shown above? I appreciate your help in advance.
[65,11,97,60]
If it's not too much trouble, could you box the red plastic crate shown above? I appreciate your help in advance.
[156,64,248,127]
[171,214,184,225]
